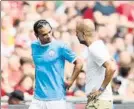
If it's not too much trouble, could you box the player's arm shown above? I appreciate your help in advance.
[100,59,116,91]
[67,58,83,88]
[87,59,116,102]
[60,43,83,89]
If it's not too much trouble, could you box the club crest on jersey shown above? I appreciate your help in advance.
[48,50,55,57]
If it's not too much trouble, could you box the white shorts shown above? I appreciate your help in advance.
[28,98,67,109]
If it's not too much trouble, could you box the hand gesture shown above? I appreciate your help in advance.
[65,79,73,90]
[87,90,103,103]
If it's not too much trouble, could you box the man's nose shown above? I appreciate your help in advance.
[48,34,51,38]
[48,34,50,37]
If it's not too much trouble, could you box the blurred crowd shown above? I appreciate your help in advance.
[1,1,134,103]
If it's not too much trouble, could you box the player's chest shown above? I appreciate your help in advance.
[32,49,59,63]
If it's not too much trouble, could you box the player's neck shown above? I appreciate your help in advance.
[87,36,98,47]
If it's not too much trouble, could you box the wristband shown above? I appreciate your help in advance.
[99,87,105,92]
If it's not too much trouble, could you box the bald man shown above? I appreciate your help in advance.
[76,19,116,109]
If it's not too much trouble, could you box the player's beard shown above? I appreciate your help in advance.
[79,40,88,46]
[80,40,86,45]
[38,38,51,46]
[77,35,88,46]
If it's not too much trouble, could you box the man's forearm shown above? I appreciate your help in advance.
[101,68,115,89]
[70,59,83,83]
[100,60,116,90]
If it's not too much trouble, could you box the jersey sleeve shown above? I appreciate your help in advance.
[60,43,77,63]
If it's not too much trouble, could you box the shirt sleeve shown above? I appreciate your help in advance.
[89,41,110,67]
[60,43,77,63]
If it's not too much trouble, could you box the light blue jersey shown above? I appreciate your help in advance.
[31,40,77,100]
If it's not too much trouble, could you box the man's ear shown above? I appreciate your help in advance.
[52,31,54,37]
[83,31,86,40]
[34,33,36,36]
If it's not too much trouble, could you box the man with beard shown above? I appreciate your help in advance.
[76,19,116,109]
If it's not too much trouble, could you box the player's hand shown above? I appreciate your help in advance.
[87,90,102,103]
[65,79,73,90]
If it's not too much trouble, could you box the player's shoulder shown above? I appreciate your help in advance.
[32,40,39,45]
[31,40,39,47]
[93,40,104,46]
[89,40,105,49]
[89,40,109,56]
[51,40,65,47]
